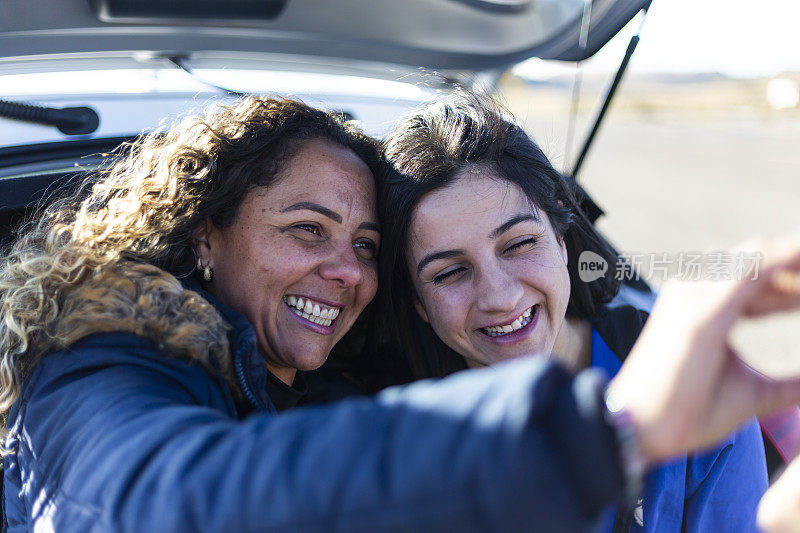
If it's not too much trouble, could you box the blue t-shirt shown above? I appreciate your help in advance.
[591,328,767,532]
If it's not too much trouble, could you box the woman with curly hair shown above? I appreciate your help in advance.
[1,94,799,532]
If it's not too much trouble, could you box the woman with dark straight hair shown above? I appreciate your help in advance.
[377,91,619,379]
[376,91,769,532]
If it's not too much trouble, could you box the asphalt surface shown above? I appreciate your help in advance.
[514,105,800,377]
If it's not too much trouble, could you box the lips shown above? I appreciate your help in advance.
[479,305,536,337]
[283,295,341,327]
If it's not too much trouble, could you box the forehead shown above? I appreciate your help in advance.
[262,138,377,212]
[410,170,535,234]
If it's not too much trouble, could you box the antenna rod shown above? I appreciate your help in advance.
[572,8,649,177]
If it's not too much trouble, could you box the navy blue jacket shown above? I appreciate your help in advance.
[3,291,628,532]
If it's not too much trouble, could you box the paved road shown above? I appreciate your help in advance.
[511,103,800,376]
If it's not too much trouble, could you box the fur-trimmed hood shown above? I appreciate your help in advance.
[45,262,235,381]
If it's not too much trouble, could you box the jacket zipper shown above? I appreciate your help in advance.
[233,346,267,413]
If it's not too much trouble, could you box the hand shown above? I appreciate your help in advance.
[758,455,800,533]
[607,234,800,464]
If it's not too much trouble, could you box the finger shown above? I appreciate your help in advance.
[744,292,800,317]
[752,375,800,420]
[699,357,800,448]
[708,240,800,326]
[744,269,800,317]
[773,270,800,294]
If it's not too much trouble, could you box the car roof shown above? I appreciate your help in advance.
[0,0,649,236]
[1,0,650,76]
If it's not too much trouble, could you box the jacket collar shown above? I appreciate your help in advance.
[181,275,276,415]
[590,304,649,363]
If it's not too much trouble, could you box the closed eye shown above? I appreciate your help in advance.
[433,267,466,284]
[504,237,537,254]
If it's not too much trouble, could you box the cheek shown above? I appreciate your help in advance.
[422,288,468,339]
[361,265,379,303]
[221,248,297,310]
[520,255,571,310]
[546,260,571,314]
[559,271,571,310]
[214,232,265,282]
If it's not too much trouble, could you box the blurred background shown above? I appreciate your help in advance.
[494,0,800,376]
[2,0,799,375]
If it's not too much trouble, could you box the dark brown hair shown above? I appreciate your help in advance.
[150,97,381,278]
[373,91,620,379]
[0,97,381,427]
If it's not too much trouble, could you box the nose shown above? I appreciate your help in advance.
[473,263,524,315]
[317,242,364,288]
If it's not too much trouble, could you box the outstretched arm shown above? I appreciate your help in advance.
[608,234,800,464]
[9,334,623,532]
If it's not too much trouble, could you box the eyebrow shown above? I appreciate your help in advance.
[416,212,541,275]
[417,249,464,275]
[282,202,342,222]
[358,221,381,233]
[281,201,380,233]
[490,213,540,239]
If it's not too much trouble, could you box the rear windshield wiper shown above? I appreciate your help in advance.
[0,99,100,136]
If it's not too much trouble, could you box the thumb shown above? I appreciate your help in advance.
[752,375,800,420]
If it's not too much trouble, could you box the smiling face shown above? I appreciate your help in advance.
[406,168,571,367]
[197,138,379,383]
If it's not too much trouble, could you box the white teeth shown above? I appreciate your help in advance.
[284,295,341,327]
[481,306,536,337]
[290,307,332,327]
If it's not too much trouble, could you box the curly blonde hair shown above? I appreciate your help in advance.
[0,96,379,445]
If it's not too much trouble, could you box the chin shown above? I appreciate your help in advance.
[289,353,330,372]
[493,345,546,363]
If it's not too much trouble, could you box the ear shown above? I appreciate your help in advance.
[192,219,215,267]
[413,297,430,324]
